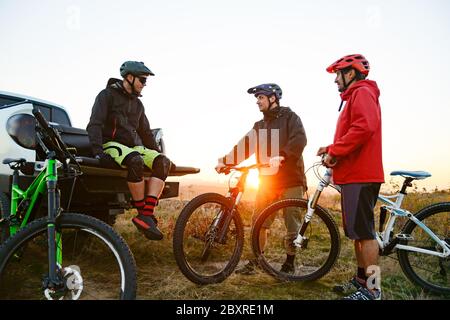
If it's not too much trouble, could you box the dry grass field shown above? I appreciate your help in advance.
[113,189,450,300]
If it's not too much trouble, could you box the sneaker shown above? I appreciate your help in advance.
[132,214,163,240]
[341,287,382,300]
[235,259,259,275]
[280,261,295,274]
[333,276,364,294]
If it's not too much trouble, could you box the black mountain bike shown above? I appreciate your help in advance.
[0,105,137,299]
[173,164,266,284]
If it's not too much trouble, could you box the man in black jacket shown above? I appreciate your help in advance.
[215,83,307,274]
[87,61,172,241]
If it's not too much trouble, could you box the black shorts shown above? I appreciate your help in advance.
[340,183,381,240]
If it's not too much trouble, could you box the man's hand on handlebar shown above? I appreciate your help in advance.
[215,161,229,174]
[317,147,337,168]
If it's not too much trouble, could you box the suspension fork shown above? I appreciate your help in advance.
[7,168,20,234]
[215,190,242,243]
[214,170,248,243]
[46,157,63,286]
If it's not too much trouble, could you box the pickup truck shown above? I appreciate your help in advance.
[0,90,199,224]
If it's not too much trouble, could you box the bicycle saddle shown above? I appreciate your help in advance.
[390,171,431,180]
[2,158,27,165]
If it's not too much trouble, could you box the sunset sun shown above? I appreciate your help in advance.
[246,169,260,189]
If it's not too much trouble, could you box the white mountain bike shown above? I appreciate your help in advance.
[252,159,449,294]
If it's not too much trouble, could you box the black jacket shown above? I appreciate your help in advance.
[86,78,160,156]
[222,106,307,189]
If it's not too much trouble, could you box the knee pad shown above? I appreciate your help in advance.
[151,155,172,181]
[124,154,144,183]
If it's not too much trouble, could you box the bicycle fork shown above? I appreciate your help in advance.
[294,169,333,248]
[44,158,64,293]
[214,191,242,244]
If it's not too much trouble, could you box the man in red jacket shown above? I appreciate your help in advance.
[317,54,384,300]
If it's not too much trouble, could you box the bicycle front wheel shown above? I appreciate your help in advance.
[173,193,244,284]
[0,213,137,300]
[397,202,450,294]
[252,199,340,282]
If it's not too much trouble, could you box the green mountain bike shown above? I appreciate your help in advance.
[0,105,137,300]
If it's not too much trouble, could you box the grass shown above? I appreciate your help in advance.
[113,190,450,300]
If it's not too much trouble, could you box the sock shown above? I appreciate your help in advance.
[143,195,158,216]
[286,254,295,264]
[357,267,368,282]
[131,199,145,215]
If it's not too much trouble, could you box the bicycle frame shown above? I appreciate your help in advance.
[213,164,264,243]
[9,163,48,236]
[377,193,450,258]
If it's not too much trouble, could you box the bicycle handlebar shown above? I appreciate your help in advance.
[32,106,79,169]
[219,163,270,175]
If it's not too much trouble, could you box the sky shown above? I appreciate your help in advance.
[1,0,449,190]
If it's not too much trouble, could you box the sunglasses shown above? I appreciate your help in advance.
[137,76,147,84]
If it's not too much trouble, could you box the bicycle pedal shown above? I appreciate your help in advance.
[395,233,414,241]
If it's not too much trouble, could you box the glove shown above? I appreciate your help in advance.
[95,153,116,167]
[269,156,285,168]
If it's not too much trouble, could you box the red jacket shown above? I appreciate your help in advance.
[327,80,384,184]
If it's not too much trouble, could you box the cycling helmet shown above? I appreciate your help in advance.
[120,61,155,77]
[247,83,282,100]
[326,54,370,75]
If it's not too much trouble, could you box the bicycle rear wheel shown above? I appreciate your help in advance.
[252,199,340,282]
[173,193,244,284]
[0,213,137,300]
[397,202,450,294]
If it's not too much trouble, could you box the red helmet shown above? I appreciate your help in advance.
[326,54,370,75]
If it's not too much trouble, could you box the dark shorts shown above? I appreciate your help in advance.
[340,183,381,240]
